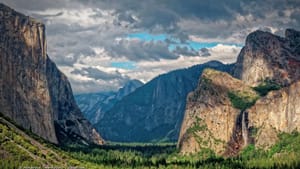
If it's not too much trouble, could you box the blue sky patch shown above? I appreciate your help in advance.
[127,32,243,55]
[111,61,137,70]
[127,32,167,41]
[127,32,242,52]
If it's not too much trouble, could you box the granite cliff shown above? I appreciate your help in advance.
[178,69,259,155]
[0,4,103,145]
[233,29,300,86]
[178,29,300,156]
[247,81,300,149]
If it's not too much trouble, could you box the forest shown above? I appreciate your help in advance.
[1,116,300,169]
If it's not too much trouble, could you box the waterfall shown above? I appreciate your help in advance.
[242,111,248,146]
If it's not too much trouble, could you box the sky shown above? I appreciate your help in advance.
[1,0,300,93]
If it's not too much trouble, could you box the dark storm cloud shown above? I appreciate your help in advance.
[48,38,96,66]
[0,0,68,11]
[68,78,125,94]
[70,0,300,37]
[109,39,178,61]
[71,67,129,81]
[290,9,300,23]
[199,48,211,57]
[2,0,299,92]
[117,11,137,24]
[3,0,300,35]
[30,11,64,19]
[172,46,198,56]
[74,0,241,29]
[171,32,190,43]
[3,0,300,43]
[69,67,131,93]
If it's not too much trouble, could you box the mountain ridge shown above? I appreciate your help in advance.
[96,60,234,142]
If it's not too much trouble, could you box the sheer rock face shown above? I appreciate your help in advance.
[233,29,300,87]
[0,4,103,145]
[178,29,300,156]
[178,69,258,155]
[247,81,300,148]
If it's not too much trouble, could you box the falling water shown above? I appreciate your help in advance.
[241,111,248,146]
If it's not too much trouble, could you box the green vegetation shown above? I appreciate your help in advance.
[62,135,300,169]
[253,79,282,96]
[228,79,282,110]
[1,115,300,169]
[228,90,259,110]
[187,117,224,149]
[202,77,213,84]
[187,117,207,134]
[249,127,259,137]
[238,131,300,168]
[0,119,71,168]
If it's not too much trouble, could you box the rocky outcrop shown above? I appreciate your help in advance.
[233,29,300,87]
[179,29,300,156]
[234,29,300,149]
[178,69,258,155]
[75,79,143,124]
[0,3,103,145]
[247,81,300,148]
[96,61,233,142]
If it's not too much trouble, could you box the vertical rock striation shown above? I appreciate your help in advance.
[247,81,300,148]
[0,3,103,145]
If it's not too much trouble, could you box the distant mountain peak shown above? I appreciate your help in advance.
[120,79,144,91]
[75,79,143,125]
[116,79,144,99]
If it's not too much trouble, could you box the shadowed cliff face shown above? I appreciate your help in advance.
[0,4,103,145]
[178,29,300,156]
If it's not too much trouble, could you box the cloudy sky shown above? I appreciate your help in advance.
[2,0,300,93]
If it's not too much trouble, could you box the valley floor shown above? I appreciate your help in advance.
[1,115,300,169]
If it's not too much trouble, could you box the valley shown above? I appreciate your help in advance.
[1,113,300,168]
[0,2,300,169]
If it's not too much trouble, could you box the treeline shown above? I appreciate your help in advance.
[2,115,300,169]
[65,139,300,169]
